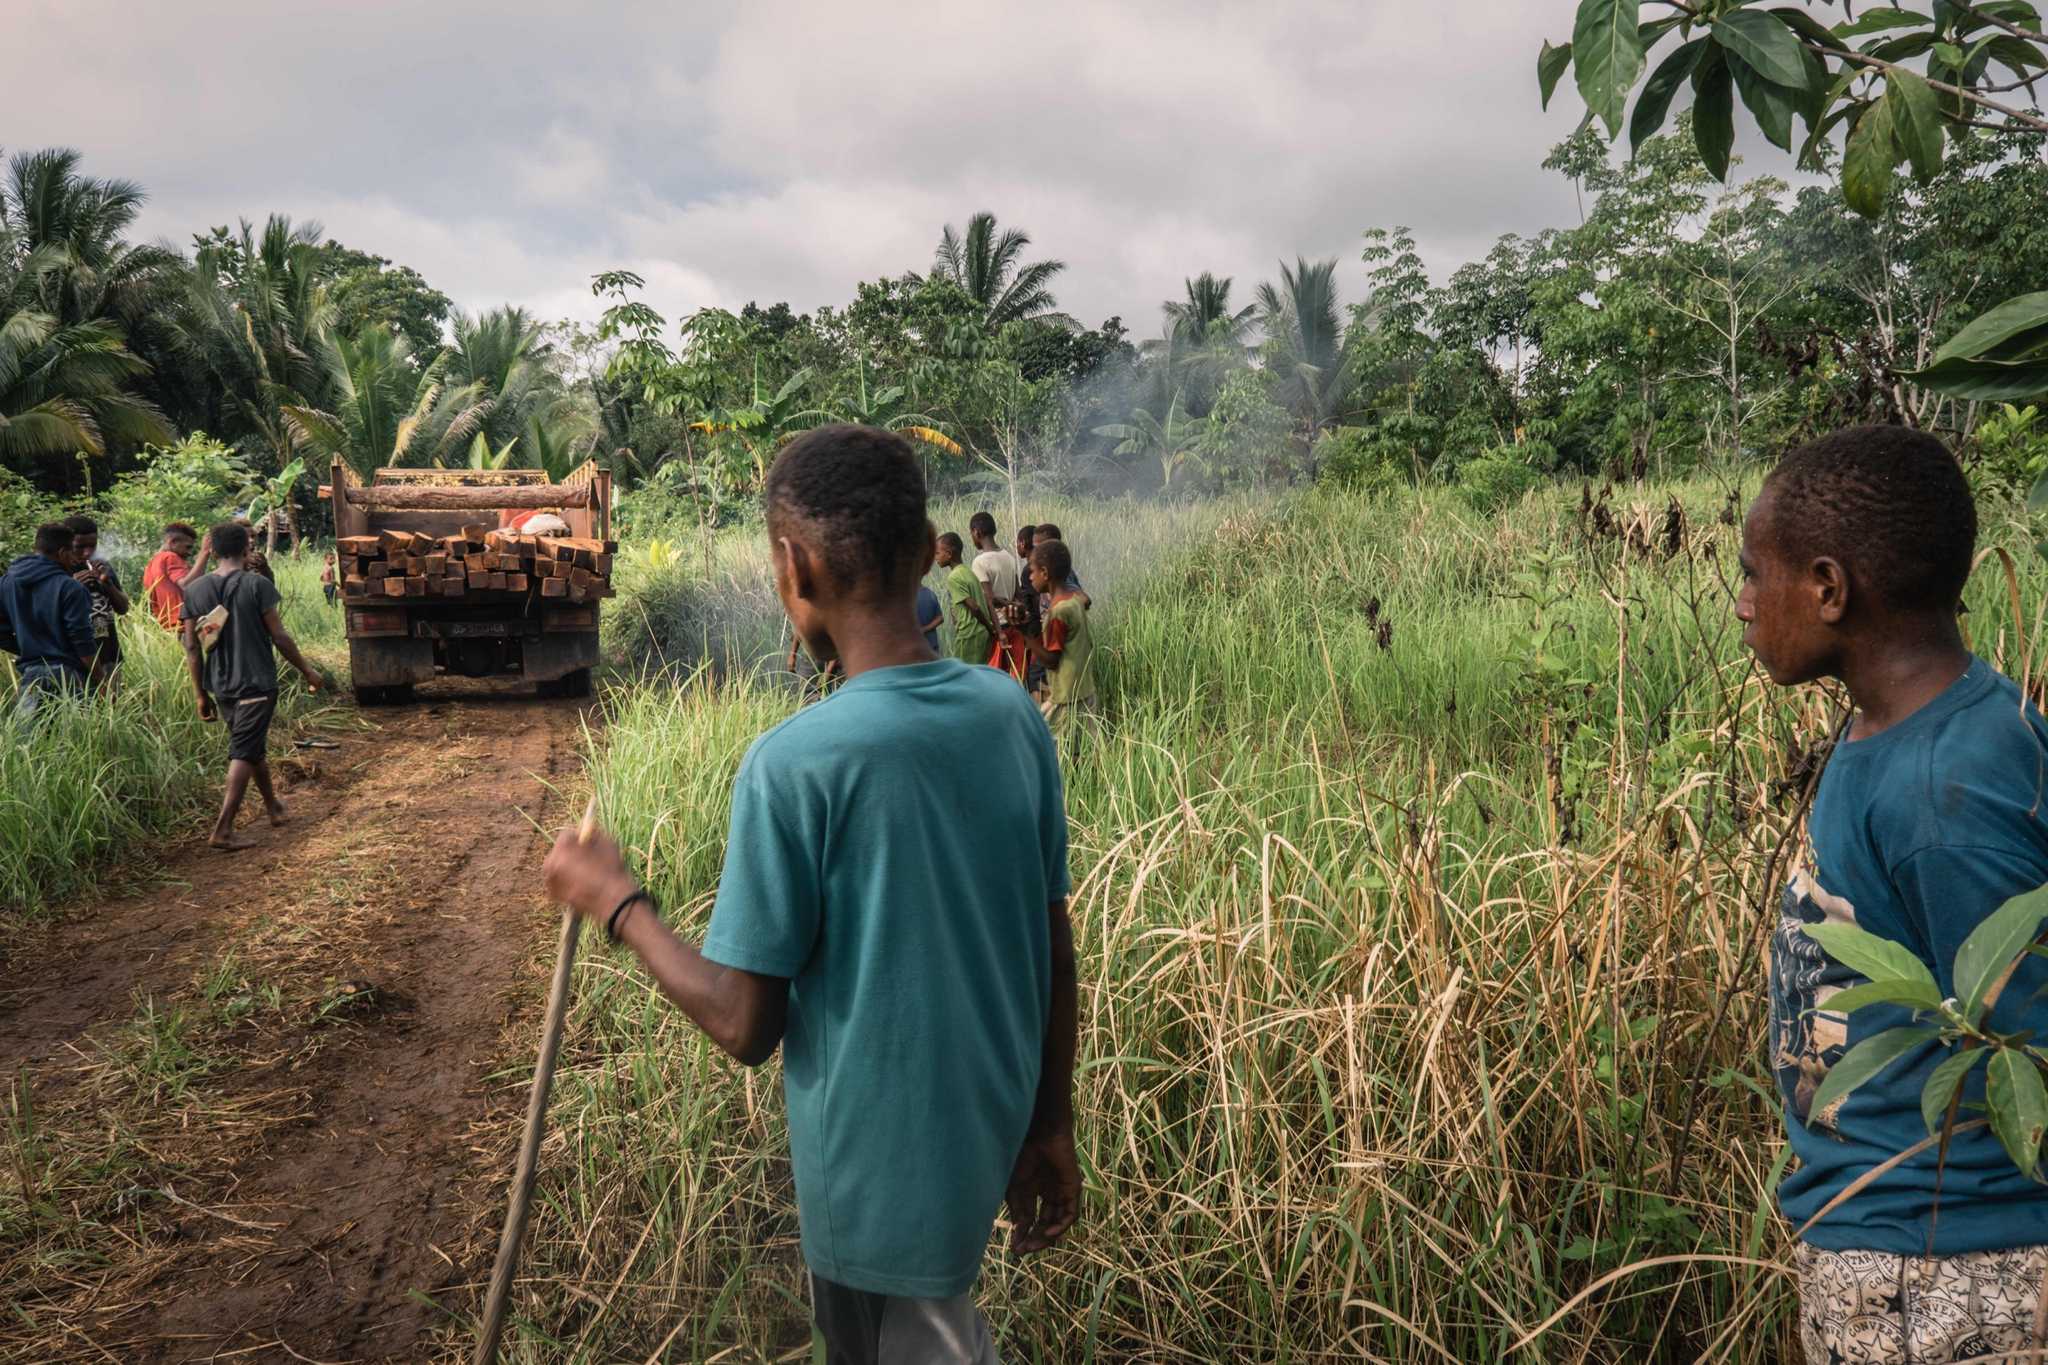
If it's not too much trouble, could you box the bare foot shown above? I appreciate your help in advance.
[210,833,256,851]
[266,800,291,827]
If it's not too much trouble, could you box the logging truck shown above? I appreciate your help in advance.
[324,461,614,705]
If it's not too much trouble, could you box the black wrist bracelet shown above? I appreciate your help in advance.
[606,889,654,943]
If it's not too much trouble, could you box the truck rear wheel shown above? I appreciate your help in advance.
[537,668,592,700]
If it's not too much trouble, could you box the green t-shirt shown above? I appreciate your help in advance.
[942,562,993,666]
[702,659,1070,1296]
[1044,595,1096,705]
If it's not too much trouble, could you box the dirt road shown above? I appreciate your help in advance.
[0,688,588,1363]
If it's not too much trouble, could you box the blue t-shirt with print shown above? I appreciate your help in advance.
[702,658,1070,1297]
[1773,659,2048,1254]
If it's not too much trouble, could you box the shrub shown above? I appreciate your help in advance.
[1313,425,1403,495]
[101,434,255,556]
[0,470,76,563]
[1456,446,1546,512]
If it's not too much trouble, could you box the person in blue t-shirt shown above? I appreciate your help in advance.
[1741,425,2048,1363]
[915,579,943,653]
[544,424,1079,1364]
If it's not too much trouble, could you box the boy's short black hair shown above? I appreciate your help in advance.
[765,424,928,593]
[1035,522,1063,541]
[164,522,196,540]
[937,531,963,554]
[209,521,251,560]
[63,513,99,538]
[1031,537,1072,584]
[1764,424,1975,612]
[968,511,996,540]
[1017,523,1037,542]
[34,522,74,556]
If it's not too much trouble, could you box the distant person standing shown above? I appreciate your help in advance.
[938,532,996,667]
[971,513,1029,682]
[1032,524,1090,609]
[1028,538,1097,734]
[65,514,130,694]
[143,522,209,631]
[320,553,339,607]
[0,523,95,720]
[180,521,323,851]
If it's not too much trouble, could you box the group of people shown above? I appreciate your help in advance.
[543,421,2048,1365]
[3,516,320,849]
[0,514,130,712]
[932,513,1096,731]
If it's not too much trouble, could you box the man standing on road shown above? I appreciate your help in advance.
[180,521,323,851]
[66,514,130,694]
[0,522,95,721]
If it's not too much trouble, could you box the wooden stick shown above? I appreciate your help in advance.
[338,484,591,511]
[473,799,599,1365]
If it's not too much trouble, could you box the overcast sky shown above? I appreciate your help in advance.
[8,1,1602,337]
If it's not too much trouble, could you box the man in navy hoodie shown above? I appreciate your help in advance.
[1,522,94,720]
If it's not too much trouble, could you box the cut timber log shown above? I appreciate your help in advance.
[488,572,508,590]
[440,578,466,597]
[504,573,529,592]
[403,576,427,597]
[423,554,447,576]
[343,576,367,596]
[338,535,382,557]
[367,562,392,579]
[540,578,568,598]
[468,569,491,589]
[345,485,590,511]
[382,578,407,597]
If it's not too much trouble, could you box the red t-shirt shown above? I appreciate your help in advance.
[143,549,189,630]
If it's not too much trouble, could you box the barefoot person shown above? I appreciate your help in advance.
[1743,427,2048,1363]
[180,521,322,850]
[543,425,1079,1363]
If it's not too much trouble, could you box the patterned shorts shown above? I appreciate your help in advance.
[1798,1242,2048,1363]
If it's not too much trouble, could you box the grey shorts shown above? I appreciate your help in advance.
[810,1274,1000,1365]
[222,692,278,763]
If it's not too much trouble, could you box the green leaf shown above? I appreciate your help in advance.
[1539,39,1575,109]
[1923,1047,1989,1135]
[1956,883,2048,1025]
[1692,47,1737,181]
[1574,0,1649,136]
[1886,69,1945,180]
[1842,95,1899,216]
[1867,32,1940,61]
[1631,39,1706,152]
[1804,921,1941,993]
[1820,978,1946,1015]
[1933,292,2048,364]
[1731,54,1799,150]
[1935,39,1971,69]
[1835,7,1931,37]
[1808,1026,1940,1120]
[2030,470,2048,515]
[1774,7,1851,53]
[1905,356,2048,401]
[1986,35,2048,79]
[1987,1049,2048,1181]
[1714,10,1811,86]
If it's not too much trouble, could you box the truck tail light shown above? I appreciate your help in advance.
[349,608,408,635]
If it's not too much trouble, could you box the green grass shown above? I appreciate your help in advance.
[0,549,349,914]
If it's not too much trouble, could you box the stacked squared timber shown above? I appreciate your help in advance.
[337,529,618,604]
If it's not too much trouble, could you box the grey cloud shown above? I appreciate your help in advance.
[7,0,1616,331]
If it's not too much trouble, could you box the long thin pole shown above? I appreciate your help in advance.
[474,800,598,1365]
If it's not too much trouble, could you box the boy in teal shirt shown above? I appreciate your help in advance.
[544,424,1079,1363]
[1741,425,2048,1362]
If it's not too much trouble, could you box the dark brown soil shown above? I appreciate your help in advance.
[0,683,589,1363]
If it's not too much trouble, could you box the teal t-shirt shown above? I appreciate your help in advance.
[1773,659,2048,1253]
[702,658,1070,1296]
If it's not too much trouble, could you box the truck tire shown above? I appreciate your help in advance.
[538,668,592,700]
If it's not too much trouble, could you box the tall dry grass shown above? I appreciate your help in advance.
[489,478,2048,1362]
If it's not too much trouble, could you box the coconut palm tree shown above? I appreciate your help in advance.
[931,212,1070,331]
[1095,388,1210,492]
[281,328,490,478]
[1256,257,1355,443]
[1164,272,1256,350]
[2,148,184,331]
[172,215,336,470]
[0,309,167,461]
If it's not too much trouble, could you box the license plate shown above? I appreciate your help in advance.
[444,621,510,638]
